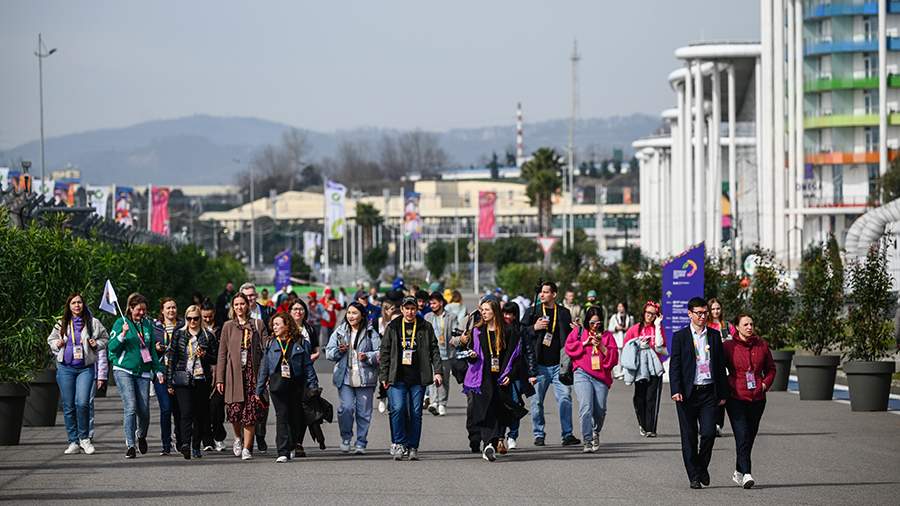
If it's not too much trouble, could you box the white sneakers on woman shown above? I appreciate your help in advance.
[275,456,288,463]
[232,438,242,457]
[732,471,755,489]
[79,439,95,455]
[241,448,253,460]
[64,442,80,454]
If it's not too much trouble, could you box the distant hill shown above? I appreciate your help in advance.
[0,114,659,185]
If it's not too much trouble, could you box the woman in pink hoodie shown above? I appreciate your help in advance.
[565,306,618,453]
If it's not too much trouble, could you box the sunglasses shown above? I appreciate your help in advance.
[186,316,200,322]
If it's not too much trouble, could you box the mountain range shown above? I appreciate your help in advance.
[0,114,660,185]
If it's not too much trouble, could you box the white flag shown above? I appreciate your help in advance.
[86,185,111,218]
[0,167,8,191]
[99,279,119,315]
[324,180,347,240]
[32,178,55,201]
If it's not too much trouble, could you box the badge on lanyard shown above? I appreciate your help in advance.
[402,349,414,365]
[745,370,756,390]
[591,354,602,370]
[697,360,711,378]
[281,361,291,378]
[542,332,553,347]
[437,334,446,347]
[193,359,204,378]
[490,357,500,373]
[140,347,152,364]
[241,349,248,367]
[73,344,84,360]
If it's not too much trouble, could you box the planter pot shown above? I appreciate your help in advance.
[770,350,795,391]
[23,368,60,427]
[794,354,840,400]
[0,383,29,445]
[843,361,896,412]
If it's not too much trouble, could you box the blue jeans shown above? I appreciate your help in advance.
[530,364,573,439]
[57,364,94,443]
[114,371,150,448]
[573,369,609,442]
[337,385,375,448]
[387,382,425,449]
[153,380,175,451]
[506,380,525,440]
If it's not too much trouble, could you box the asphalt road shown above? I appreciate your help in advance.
[1,363,898,505]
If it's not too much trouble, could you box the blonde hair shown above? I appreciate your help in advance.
[181,305,201,331]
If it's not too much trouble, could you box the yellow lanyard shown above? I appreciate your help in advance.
[401,319,417,349]
[277,337,290,364]
[242,326,250,349]
[188,337,196,360]
[68,321,78,347]
[542,304,557,334]
[487,328,496,357]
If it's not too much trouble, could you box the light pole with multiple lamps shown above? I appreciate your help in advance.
[34,33,57,183]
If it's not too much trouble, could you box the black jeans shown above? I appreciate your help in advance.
[633,375,663,433]
[174,380,210,452]
[726,398,766,474]
[209,389,227,443]
[256,394,269,450]
[674,385,718,482]
[271,387,302,458]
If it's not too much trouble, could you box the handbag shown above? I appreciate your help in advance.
[173,370,192,387]
[557,329,578,386]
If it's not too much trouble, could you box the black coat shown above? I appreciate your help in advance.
[521,303,573,365]
[466,327,528,427]
[504,322,536,398]
[165,328,214,389]
[669,326,729,402]
[378,316,443,385]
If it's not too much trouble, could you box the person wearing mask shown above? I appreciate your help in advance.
[108,293,164,459]
[425,291,458,416]
[607,302,634,380]
[723,314,775,489]
[165,305,213,459]
[565,307,618,453]
[708,298,736,437]
[215,281,235,329]
[257,313,319,463]
[240,282,274,454]
[669,297,729,489]
[446,290,468,329]
[152,297,182,455]
[462,298,527,462]
[562,290,584,325]
[622,301,666,437]
[376,296,400,415]
[378,296,443,461]
[326,302,381,454]
[522,282,579,447]
[289,299,322,456]
[47,293,109,455]
[499,302,537,451]
[215,293,267,461]
[200,301,227,452]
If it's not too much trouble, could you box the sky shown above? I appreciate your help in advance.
[0,0,759,149]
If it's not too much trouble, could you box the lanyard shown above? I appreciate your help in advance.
[691,329,707,360]
[487,328,495,357]
[401,319,417,349]
[132,319,148,349]
[277,337,290,364]
[68,321,79,347]
[241,325,250,349]
[542,304,557,334]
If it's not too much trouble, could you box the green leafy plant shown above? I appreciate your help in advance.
[789,237,844,355]
[748,251,794,350]
[495,263,546,298]
[424,240,449,281]
[844,243,896,362]
[363,244,389,282]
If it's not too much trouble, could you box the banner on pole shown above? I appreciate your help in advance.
[0,167,8,191]
[274,249,292,292]
[303,231,318,267]
[32,178,55,201]
[86,185,111,218]
[151,186,171,235]
[478,191,497,240]
[661,243,705,357]
[403,191,422,240]
[115,186,135,227]
[324,180,347,240]
[54,181,78,207]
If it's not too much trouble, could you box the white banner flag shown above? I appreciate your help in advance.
[324,180,347,240]
[86,185,111,218]
[32,178,55,201]
[303,231,318,266]
[99,279,119,315]
[0,167,8,191]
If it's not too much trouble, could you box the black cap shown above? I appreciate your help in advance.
[401,296,418,307]
[354,290,367,301]
[429,291,445,304]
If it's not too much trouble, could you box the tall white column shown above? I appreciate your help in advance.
[694,61,706,246]
[684,68,695,245]
[795,0,806,259]
[654,150,663,258]
[787,0,797,269]
[773,0,787,261]
[880,0,888,176]
[710,65,722,254]
[639,153,649,256]
[760,0,774,251]
[727,65,739,262]
[676,85,689,251]
[670,116,683,254]
[662,150,672,256]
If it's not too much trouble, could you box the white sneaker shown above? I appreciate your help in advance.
[232,438,243,457]
[732,471,744,487]
[241,448,253,461]
[289,450,295,460]
[506,437,517,450]
[741,473,755,489]
[639,428,647,437]
[716,425,724,437]
[340,441,351,453]
[214,440,227,452]
[79,439,95,455]
[423,396,431,409]
[275,456,288,463]
[438,404,446,416]
[378,400,386,414]
[591,432,600,452]
[64,442,80,455]
[354,446,366,455]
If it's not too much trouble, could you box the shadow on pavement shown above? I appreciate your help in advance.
[0,490,227,502]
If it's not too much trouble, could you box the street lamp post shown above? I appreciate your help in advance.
[34,33,57,183]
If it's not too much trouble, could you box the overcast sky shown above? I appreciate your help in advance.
[0,1,759,149]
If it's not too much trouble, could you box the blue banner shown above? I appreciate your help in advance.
[661,243,705,357]
[274,249,292,292]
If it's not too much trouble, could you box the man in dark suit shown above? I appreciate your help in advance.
[669,297,729,489]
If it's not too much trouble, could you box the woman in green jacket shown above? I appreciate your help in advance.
[108,293,164,459]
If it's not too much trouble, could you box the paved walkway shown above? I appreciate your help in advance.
[1,365,898,505]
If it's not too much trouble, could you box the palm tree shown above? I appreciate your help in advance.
[355,201,384,251]
[520,147,563,237]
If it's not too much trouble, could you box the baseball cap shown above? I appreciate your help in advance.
[401,296,418,307]
[587,290,597,298]
[354,290,367,301]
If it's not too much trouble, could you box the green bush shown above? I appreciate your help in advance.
[425,240,449,280]
[844,243,895,362]
[748,251,793,350]
[496,263,546,298]
[482,236,541,270]
[363,244,389,282]
[790,237,844,355]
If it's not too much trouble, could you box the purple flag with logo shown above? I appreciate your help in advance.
[661,243,705,358]
[274,249,292,292]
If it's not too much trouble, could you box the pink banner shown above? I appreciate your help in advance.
[478,191,496,240]
[151,186,171,235]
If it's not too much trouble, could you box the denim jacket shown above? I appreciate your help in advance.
[256,337,319,395]
[325,322,381,388]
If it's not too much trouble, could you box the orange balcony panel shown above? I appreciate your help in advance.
[804,151,898,165]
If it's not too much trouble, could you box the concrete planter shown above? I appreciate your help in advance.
[770,350,794,391]
[0,383,29,445]
[843,361,896,412]
[23,368,59,427]
[794,354,840,400]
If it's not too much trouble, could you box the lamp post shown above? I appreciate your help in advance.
[34,34,57,183]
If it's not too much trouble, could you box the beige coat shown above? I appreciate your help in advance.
[215,318,267,404]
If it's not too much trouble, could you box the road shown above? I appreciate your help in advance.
[0,362,898,505]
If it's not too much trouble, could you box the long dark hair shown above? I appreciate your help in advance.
[291,298,309,326]
[477,298,504,353]
[584,306,604,333]
[60,293,93,339]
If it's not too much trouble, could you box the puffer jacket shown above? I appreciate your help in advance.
[325,322,381,388]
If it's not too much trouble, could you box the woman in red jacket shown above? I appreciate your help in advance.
[723,313,775,490]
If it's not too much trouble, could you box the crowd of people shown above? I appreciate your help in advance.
[48,279,774,489]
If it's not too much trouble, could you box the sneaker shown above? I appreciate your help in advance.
[392,445,405,460]
[533,436,545,446]
[583,442,594,453]
[160,449,171,456]
[192,449,202,459]
[561,435,581,446]
[241,448,253,461]
[275,456,288,463]
[289,450,296,460]
[232,438,243,457]
[646,432,657,438]
[378,400,387,414]
[79,439,95,455]
[202,445,214,451]
[423,396,431,410]
[137,437,148,455]
[506,437,517,450]
[482,444,496,462]
[215,440,227,452]
[591,433,600,452]
[428,404,439,416]
[65,442,80,455]
[716,425,723,437]
[340,441,351,453]
[354,446,366,455]
[741,473,755,489]
[125,446,136,459]
[256,441,268,454]
[407,448,419,461]
[438,404,446,416]
[732,471,744,487]
[639,428,647,437]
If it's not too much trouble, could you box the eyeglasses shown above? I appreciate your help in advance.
[186,316,200,322]
[645,311,658,317]
[690,310,708,318]
[290,307,303,312]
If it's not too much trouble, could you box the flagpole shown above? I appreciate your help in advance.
[323,181,330,284]
[474,191,479,296]
[147,184,152,231]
